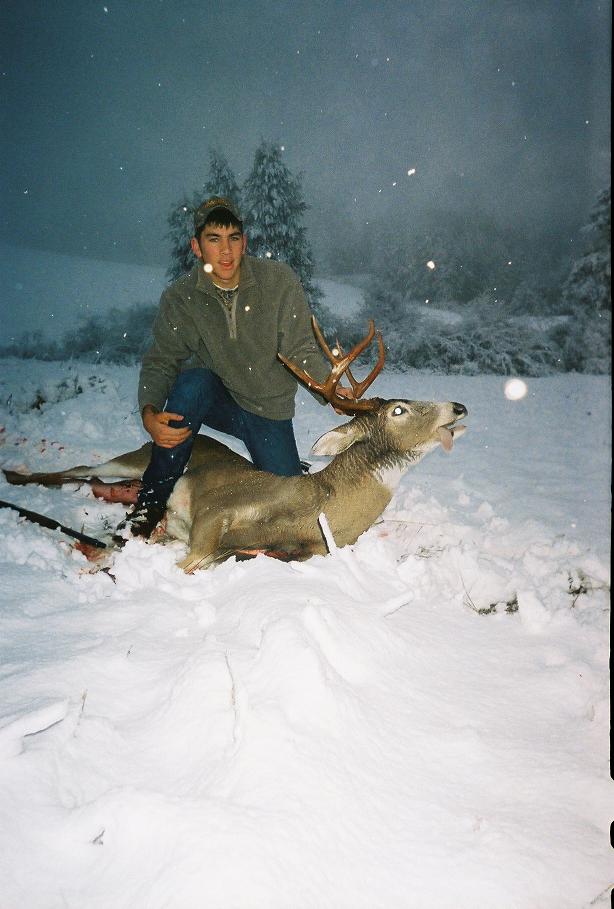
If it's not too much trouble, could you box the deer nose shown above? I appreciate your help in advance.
[452,402,467,417]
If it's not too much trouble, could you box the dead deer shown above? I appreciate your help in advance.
[3,321,467,571]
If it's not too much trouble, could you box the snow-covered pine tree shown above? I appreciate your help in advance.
[166,192,202,283]
[562,186,611,313]
[559,186,611,373]
[203,148,242,212]
[165,149,241,283]
[242,141,323,315]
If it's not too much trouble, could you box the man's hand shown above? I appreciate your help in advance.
[334,385,356,414]
[142,406,192,449]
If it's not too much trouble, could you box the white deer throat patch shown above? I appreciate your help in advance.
[375,461,407,493]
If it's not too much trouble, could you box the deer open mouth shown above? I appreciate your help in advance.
[438,419,467,452]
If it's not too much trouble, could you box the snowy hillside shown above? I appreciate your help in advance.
[0,242,362,344]
[0,241,167,343]
[0,356,611,908]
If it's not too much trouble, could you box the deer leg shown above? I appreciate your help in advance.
[90,479,142,504]
[176,511,228,573]
[234,547,304,562]
[4,466,141,505]
[3,467,93,487]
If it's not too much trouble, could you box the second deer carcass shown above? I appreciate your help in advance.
[3,321,467,571]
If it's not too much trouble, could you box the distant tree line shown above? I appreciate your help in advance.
[1,171,609,375]
[336,186,610,375]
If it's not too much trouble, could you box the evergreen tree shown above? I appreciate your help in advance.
[562,186,611,313]
[558,187,611,373]
[165,149,241,283]
[508,279,544,315]
[242,141,323,314]
[203,148,242,210]
[166,192,202,283]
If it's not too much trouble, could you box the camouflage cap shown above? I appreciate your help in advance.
[193,196,243,234]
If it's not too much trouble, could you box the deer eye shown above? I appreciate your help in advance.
[392,405,407,416]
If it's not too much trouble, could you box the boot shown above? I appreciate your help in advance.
[113,500,166,544]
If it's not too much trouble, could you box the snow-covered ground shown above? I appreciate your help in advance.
[316,277,364,319]
[0,355,610,908]
[0,241,166,343]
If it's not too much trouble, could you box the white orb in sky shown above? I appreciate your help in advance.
[204,263,213,273]
[504,378,528,400]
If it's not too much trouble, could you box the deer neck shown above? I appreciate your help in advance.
[317,442,416,528]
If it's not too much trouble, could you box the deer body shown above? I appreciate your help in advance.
[167,444,392,571]
[3,398,467,572]
[3,321,468,571]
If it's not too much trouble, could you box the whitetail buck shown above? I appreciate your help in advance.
[3,321,467,572]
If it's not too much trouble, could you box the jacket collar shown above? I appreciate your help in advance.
[195,255,257,295]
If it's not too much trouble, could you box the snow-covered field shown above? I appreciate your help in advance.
[0,355,610,908]
[316,277,364,319]
[0,241,166,344]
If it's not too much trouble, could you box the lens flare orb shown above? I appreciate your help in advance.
[504,378,528,400]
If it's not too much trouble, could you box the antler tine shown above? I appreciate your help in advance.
[311,318,379,392]
[277,318,386,414]
[334,330,386,399]
[334,337,360,392]
[311,318,341,365]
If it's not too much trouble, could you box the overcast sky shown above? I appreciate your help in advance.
[1,0,610,268]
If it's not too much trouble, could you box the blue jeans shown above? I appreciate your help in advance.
[137,368,302,509]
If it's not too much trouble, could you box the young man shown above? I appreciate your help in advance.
[122,196,342,539]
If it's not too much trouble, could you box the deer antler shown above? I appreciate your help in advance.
[278,317,385,413]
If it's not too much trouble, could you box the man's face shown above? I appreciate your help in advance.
[191,223,247,289]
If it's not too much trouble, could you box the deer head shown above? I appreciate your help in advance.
[279,317,467,468]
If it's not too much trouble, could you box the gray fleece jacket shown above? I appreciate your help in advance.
[138,256,329,420]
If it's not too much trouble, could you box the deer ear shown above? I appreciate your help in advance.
[311,422,366,456]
